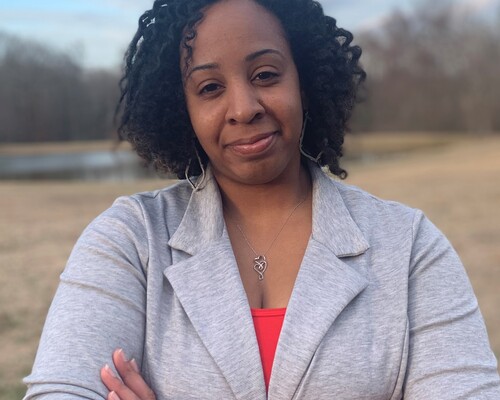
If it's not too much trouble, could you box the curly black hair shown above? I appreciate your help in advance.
[118,0,366,179]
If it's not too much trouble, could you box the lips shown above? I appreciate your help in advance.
[226,132,277,156]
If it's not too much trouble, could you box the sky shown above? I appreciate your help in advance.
[0,0,498,69]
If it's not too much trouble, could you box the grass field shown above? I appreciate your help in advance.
[1,133,499,399]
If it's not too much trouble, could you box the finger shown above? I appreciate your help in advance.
[100,364,138,400]
[108,391,121,400]
[113,349,156,400]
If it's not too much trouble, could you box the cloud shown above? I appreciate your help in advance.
[320,0,415,32]
[447,0,500,21]
[455,0,500,14]
[0,7,137,68]
[9,9,101,26]
[457,0,497,12]
[85,0,151,15]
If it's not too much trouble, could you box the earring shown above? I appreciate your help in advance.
[300,111,323,163]
[184,146,206,191]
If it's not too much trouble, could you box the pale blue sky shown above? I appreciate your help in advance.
[0,0,497,69]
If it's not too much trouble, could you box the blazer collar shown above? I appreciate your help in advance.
[308,164,369,257]
[165,164,370,400]
[164,239,266,400]
[168,163,369,258]
[167,169,224,255]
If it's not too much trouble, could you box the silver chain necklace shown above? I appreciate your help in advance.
[235,195,307,281]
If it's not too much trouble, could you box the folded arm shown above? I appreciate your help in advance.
[24,197,149,399]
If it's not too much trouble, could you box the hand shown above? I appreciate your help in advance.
[100,349,156,400]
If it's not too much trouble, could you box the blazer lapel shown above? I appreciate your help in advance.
[165,172,266,400]
[268,166,371,400]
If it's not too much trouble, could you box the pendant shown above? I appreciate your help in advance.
[253,255,267,281]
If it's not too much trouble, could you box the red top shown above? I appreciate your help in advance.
[251,308,287,391]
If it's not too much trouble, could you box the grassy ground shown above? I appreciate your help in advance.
[1,133,499,398]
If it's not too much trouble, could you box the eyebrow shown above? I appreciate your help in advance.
[186,63,219,80]
[185,49,284,80]
[245,48,284,62]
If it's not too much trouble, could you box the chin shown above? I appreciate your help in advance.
[211,151,302,187]
[231,161,294,186]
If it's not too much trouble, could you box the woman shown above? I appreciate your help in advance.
[24,0,500,399]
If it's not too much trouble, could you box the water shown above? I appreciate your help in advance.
[0,150,158,180]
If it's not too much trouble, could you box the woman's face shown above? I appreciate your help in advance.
[181,0,304,187]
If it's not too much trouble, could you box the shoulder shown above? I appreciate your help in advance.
[324,176,452,263]
[99,179,192,228]
[65,180,194,279]
[79,180,193,254]
[330,178,455,272]
[330,178,421,230]
[120,179,192,213]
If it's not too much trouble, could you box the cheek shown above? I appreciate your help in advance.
[190,114,214,142]
[188,101,227,147]
[185,98,211,143]
[278,79,304,132]
[280,97,304,135]
[188,113,221,155]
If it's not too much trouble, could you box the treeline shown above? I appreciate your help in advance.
[353,1,500,133]
[0,32,119,143]
[1,1,499,143]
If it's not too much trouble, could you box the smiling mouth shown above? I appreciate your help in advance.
[227,132,277,156]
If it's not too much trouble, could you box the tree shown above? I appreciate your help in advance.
[352,0,500,133]
[0,32,120,143]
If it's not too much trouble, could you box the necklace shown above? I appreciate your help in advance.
[235,195,307,281]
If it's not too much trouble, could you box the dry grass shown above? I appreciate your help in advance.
[1,133,499,398]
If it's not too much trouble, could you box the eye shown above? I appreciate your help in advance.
[199,82,222,95]
[253,71,279,82]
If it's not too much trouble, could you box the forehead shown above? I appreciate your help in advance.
[184,0,291,64]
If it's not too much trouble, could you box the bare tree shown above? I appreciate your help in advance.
[0,32,120,143]
[353,0,500,133]
[2,0,500,143]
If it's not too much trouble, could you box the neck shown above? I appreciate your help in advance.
[219,162,312,223]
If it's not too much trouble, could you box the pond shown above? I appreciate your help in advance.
[0,150,158,180]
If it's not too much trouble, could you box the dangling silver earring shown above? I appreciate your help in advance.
[185,160,196,190]
[184,146,206,191]
[299,111,323,163]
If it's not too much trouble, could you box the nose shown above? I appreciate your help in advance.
[225,82,265,125]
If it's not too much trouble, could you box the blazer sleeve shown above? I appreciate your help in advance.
[23,196,149,399]
[403,210,500,399]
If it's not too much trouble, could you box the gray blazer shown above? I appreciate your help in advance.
[25,165,500,399]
